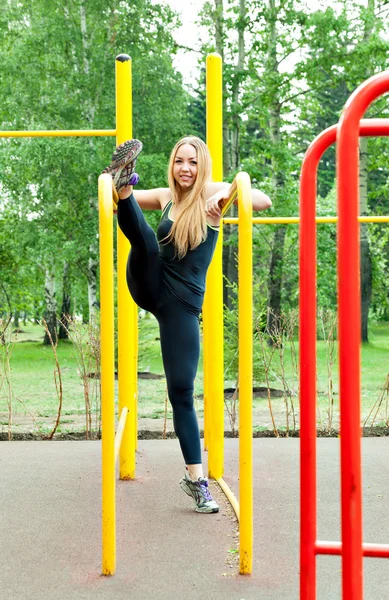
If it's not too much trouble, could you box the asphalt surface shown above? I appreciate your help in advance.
[1,438,389,599]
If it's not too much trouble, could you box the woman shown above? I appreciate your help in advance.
[103,136,271,513]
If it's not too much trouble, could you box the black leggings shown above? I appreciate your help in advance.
[117,194,201,464]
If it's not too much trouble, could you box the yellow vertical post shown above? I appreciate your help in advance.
[116,54,138,480]
[205,53,224,478]
[237,172,253,575]
[99,174,116,575]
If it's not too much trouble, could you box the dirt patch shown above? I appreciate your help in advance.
[138,372,165,380]
[212,387,286,399]
[87,371,165,380]
[2,426,389,442]
[2,402,389,443]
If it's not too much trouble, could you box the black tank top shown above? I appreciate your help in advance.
[156,200,219,314]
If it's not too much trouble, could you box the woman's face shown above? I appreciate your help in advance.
[173,143,198,189]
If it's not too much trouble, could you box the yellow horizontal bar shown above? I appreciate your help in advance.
[216,477,240,522]
[357,216,389,223]
[0,129,117,138]
[114,407,129,463]
[223,216,389,224]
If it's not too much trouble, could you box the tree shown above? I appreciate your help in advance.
[300,0,389,338]
[0,0,193,341]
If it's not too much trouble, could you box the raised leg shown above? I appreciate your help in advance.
[117,194,163,312]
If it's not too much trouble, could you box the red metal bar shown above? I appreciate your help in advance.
[362,544,389,558]
[299,125,336,600]
[299,117,389,600]
[315,542,342,556]
[337,72,389,600]
[315,542,389,558]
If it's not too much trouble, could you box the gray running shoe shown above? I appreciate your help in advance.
[102,139,143,206]
[179,471,220,513]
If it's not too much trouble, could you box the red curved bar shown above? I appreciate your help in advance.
[299,117,389,600]
[337,72,389,600]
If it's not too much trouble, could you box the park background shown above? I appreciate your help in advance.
[1,0,389,440]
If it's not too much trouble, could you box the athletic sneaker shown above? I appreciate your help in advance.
[102,139,143,209]
[179,471,220,513]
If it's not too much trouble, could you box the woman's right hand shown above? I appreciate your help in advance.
[205,188,230,217]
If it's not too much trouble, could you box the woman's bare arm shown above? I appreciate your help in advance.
[205,181,272,216]
[118,187,170,210]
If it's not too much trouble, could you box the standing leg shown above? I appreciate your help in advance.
[156,299,219,513]
[157,299,202,465]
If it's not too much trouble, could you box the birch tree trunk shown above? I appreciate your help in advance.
[87,257,99,315]
[216,0,246,308]
[80,0,99,320]
[214,0,229,177]
[63,2,99,320]
[359,138,372,342]
[359,0,375,342]
[43,266,57,345]
[265,0,286,335]
[58,261,71,340]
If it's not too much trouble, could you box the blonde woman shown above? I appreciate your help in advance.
[103,136,271,513]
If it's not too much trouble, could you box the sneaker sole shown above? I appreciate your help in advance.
[105,139,143,174]
[195,505,220,514]
[103,140,143,206]
[179,479,220,513]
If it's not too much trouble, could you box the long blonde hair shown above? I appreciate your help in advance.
[164,136,212,259]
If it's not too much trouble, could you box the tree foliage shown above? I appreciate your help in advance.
[0,0,192,328]
[1,0,389,334]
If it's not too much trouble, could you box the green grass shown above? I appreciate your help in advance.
[0,322,99,425]
[248,322,389,427]
[4,340,87,413]
[1,319,389,433]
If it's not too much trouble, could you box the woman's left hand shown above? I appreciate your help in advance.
[205,189,229,217]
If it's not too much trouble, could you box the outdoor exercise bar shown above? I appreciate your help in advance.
[99,172,116,575]
[337,69,389,600]
[0,129,116,137]
[203,53,224,471]
[115,55,138,483]
[299,76,389,599]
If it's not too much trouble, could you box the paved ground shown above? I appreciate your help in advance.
[1,438,389,599]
